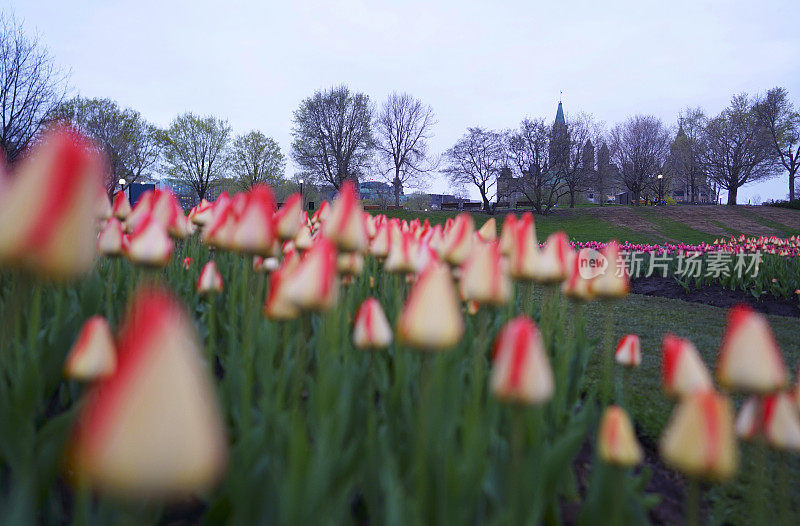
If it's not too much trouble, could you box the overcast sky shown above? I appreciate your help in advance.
[10,0,800,203]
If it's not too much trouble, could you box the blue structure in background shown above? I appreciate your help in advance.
[128,182,155,207]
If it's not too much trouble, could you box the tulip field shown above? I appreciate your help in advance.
[1,128,800,525]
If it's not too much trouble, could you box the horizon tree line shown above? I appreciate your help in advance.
[1,14,798,208]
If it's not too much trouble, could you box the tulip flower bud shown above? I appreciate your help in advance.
[0,126,105,279]
[197,261,223,295]
[353,297,393,349]
[369,221,390,258]
[311,200,330,225]
[661,334,713,398]
[364,212,377,239]
[69,286,227,497]
[735,393,800,451]
[459,241,510,305]
[615,334,641,368]
[97,218,125,257]
[337,252,364,276]
[590,242,630,298]
[182,257,192,270]
[274,193,303,241]
[476,217,497,242]
[490,316,553,404]
[441,213,474,266]
[112,190,131,220]
[294,224,314,251]
[285,237,339,311]
[122,213,174,267]
[508,213,540,280]
[64,316,117,381]
[125,190,154,234]
[322,181,367,253]
[397,261,464,351]
[561,252,595,302]
[263,266,301,320]
[716,305,787,393]
[498,215,518,256]
[385,221,417,274]
[189,199,214,226]
[203,199,237,250]
[532,231,573,284]
[230,185,276,256]
[598,405,643,466]
[660,390,737,481]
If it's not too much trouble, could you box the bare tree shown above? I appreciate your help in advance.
[374,92,437,207]
[507,118,564,214]
[159,113,231,201]
[444,127,505,213]
[702,94,779,205]
[553,113,595,207]
[229,130,285,191]
[56,97,159,196]
[756,87,800,201]
[0,14,68,163]
[291,85,373,190]
[609,115,670,205]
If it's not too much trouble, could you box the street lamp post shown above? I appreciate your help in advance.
[299,179,304,209]
[657,174,663,203]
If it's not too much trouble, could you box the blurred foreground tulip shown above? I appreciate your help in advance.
[64,316,117,381]
[197,261,223,295]
[69,286,228,497]
[661,334,713,398]
[397,261,464,351]
[736,393,800,451]
[498,214,517,256]
[353,297,393,349]
[660,390,737,481]
[0,126,105,279]
[337,252,364,276]
[615,334,641,368]
[459,241,510,305]
[490,316,553,404]
[598,405,643,466]
[716,305,787,393]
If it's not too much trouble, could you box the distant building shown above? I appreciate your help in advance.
[359,181,399,203]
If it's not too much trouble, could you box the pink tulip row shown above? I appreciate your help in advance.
[572,235,800,258]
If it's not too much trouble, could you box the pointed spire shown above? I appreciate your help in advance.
[555,100,565,125]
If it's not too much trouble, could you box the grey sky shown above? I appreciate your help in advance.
[10,0,800,202]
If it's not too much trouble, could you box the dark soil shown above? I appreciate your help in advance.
[631,276,800,318]
[565,426,690,525]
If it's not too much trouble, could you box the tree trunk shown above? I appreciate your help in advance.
[393,175,401,207]
[726,185,738,205]
[790,171,796,201]
[569,190,576,208]
[632,190,640,205]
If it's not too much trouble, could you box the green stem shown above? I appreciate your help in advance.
[685,477,700,526]
[601,303,615,406]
